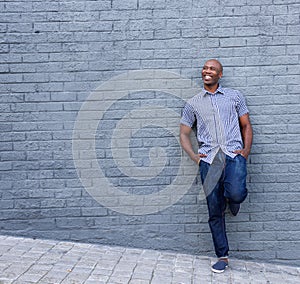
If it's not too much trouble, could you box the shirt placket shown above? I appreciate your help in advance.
[210,93,228,160]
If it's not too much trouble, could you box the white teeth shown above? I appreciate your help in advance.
[205,75,212,79]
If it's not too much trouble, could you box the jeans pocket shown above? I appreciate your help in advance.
[237,154,247,162]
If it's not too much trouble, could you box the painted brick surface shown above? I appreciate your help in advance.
[0,0,300,264]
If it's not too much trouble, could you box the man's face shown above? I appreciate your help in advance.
[201,60,222,87]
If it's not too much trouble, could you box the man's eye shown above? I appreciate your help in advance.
[203,67,216,71]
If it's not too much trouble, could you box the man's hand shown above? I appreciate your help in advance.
[192,153,208,165]
[234,149,250,160]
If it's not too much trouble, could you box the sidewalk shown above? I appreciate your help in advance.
[0,235,299,284]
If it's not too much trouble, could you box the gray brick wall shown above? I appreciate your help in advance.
[0,0,300,264]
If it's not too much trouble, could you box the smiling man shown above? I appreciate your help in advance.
[180,59,253,273]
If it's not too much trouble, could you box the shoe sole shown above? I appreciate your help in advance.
[211,265,228,273]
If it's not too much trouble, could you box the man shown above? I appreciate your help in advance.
[180,59,253,273]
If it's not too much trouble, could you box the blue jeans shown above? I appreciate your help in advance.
[199,154,248,258]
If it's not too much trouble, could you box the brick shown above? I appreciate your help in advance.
[111,0,138,10]
[32,2,59,12]
[0,161,12,171]
[59,1,86,12]
[220,37,247,47]
[7,23,33,33]
[34,22,59,32]
[86,0,111,11]
[246,15,274,27]
[4,2,32,12]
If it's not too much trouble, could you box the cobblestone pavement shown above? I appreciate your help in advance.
[0,235,299,284]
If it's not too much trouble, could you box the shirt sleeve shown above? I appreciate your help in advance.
[236,92,249,117]
[180,102,196,128]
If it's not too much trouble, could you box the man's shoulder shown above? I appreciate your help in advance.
[221,87,244,99]
[186,91,205,104]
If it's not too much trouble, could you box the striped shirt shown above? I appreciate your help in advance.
[180,85,249,164]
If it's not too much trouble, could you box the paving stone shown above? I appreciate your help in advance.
[0,236,299,283]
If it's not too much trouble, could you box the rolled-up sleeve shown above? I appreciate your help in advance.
[180,102,196,128]
[236,92,249,117]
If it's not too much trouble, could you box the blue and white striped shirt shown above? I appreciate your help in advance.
[180,85,249,164]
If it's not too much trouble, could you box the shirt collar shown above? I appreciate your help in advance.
[202,85,225,96]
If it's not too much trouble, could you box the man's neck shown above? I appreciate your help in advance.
[204,84,219,93]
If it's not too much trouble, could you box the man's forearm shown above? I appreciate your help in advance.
[180,133,197,161]
[242,124,253,152]
[180,132,207,164]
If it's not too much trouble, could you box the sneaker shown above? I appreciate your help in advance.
[211,259,228,273]
[229,202,240,216]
